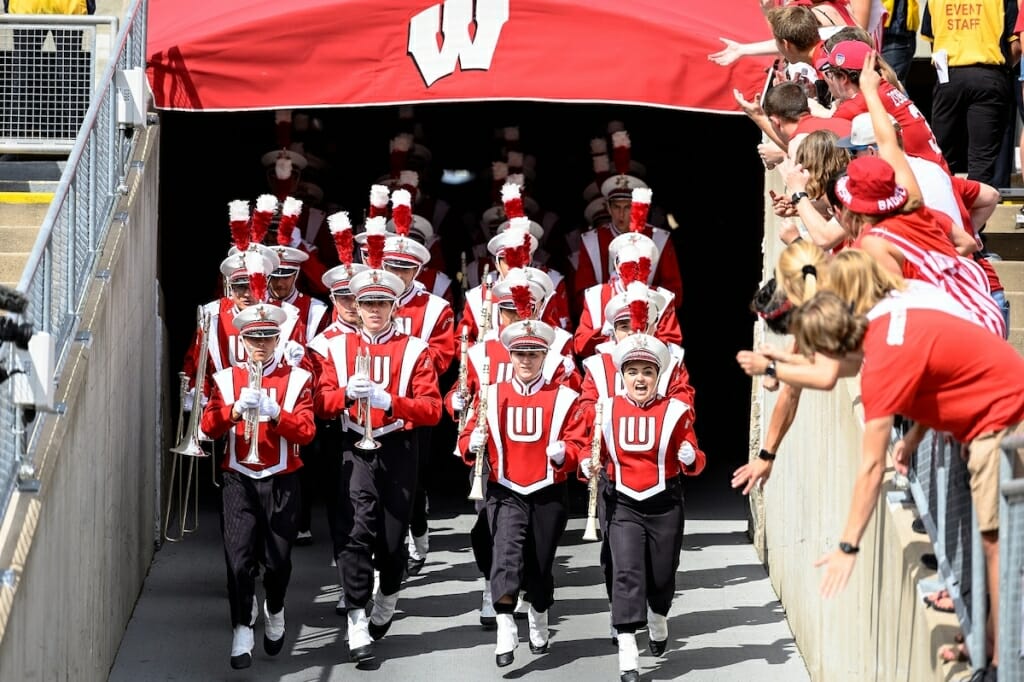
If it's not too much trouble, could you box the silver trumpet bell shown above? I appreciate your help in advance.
[354,348,381,451]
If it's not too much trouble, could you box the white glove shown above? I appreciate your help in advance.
[236,387,262,411]
[468,428,488,452]
[546,441,566,467]
[284,339,305,366]
[369,384,392,411]
[259,394,281,420]
[182,387,208,413]
[452,392,467,412]
[580,458,594,480]
[678,442,696,466]
[346,376,372,401]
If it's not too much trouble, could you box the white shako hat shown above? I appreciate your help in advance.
[386,214,435,243]
[487,220,538,259]
[500,319,556,352]
[584,196,611,226]
[382,235,431,268]
[322,263,369,295]
[232,303,288,337]
[609,234,660,277]
[492,268,547,314]
[601,173,648,201]
[612,333,671,376]
[349,269,405,302]
[268,245,309,275]
[226,244,282,272]
[220,249,278,283]
[496,217,544,240]
[605,281,666,329]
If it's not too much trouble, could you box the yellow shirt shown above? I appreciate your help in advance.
[7,0,89,13]
[924,0,1010,66]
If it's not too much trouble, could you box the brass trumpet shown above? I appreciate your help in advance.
[240,359,264,464]
[354,347,380,450]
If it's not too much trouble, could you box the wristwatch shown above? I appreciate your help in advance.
[758,449,776,462]
[791,191,809,205]
[838,542,860,555]
[764,360,777,378]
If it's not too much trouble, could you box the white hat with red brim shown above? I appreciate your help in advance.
[605,283,666,329]
[349,269,405,301]
[612,332,671,375]
[500,319,556,352]
[601,174,648,201]
[382,235,431,268]
[584,197,611,226]
[232,303,288,337]
[609,233,659,272]
[492,269,547,311]
[269,245,309,275]
[322,263,369,295]
[221,249,279,282]
[487,225,538,258]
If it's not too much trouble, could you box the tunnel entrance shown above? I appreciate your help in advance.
[155,101,765,510]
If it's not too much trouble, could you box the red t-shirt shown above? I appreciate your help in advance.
[834,82,949,171]
[861,305,1024,443]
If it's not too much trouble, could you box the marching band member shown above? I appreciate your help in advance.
[458,319,587,668]
[267,196,329,343]
[572,133,682,313]
[574,188,682,358]
[380,188,457,575]
[386,212,453,302]
[312,216,442,665]
[200,303,316,670]
[578,326,706,682]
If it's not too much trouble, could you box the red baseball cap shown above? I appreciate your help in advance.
[834,156,908,216]
[823,40,872,72]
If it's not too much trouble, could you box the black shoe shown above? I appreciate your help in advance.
[349,643,375,663]
[264,633,284,656]
[294,530,313,546]
[407,556,426,576]
[513,611,528,621]
[620,671,640,682]
[921,553,938,571]
[368,618,393,641]
[230,652,252,670]
[496,651,515,667]
[610,636,618,647]
[480,615,497,630]
[649,638,667,656]
[911,518,926,534]
[529,642,549,654]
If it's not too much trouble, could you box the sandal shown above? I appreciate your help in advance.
[939,636,969,664]
[924,589,956,613]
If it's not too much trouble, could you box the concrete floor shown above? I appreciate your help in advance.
[109,485,809,682]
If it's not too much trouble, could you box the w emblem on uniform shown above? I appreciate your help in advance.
[506,406,543,443]
[369,356,392,389]
[407,0,510,87]
[617,416,655,452]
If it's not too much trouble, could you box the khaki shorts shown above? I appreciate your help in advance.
[967,421,1024,533]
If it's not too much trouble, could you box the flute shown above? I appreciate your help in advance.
[582,401,604,541]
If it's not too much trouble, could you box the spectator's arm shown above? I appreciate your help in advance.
[710,38,779,66]
[859,52,922,205]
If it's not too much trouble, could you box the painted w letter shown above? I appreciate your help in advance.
[408,0,510,87]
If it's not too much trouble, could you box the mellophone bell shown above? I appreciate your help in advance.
[200,302,316,670]
[309,219,443,666]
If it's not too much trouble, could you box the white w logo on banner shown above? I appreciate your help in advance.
[408,0,510,87]
[617,416,656,452]
[506,406,543,443]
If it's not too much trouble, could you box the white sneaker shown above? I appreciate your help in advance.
[347,609,372,651]
[263,601,285,655]
[618,632,639,674]
[480,580,497,629]
[230,625,254,669]
[527,606,549,652]
[495,613,518,666]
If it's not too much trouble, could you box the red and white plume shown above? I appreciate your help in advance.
[389,133,412,179]
[504,219,533,269]
[251,194,277,245]
[628,187,653,233]
[369,184,390,219]
[611,130,631,176]
[391,188,413,236]
[399,170,419,203]
[328,211,354,266]
[363,216,388,270]
[246,253,270,303]
[501,182,524,221]
[229,200,251,252]
[626,281,650,334]
[274,110,292,149]
[276,197,304,247]
[511,281,533,320]
[617,244,652,286]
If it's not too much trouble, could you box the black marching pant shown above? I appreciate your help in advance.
[409,426,432,538]
[220,470,301,627]
[487,482,568,614]
[338,430,419,608]
[606,478,684,633]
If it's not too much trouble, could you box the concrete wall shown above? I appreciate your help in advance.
[750,172,967,682]
[0,125,164,681]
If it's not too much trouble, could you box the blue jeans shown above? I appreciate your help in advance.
[881,32,916,87]
[992,289,1010,338]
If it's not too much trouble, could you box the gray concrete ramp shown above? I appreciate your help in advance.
[109,490,809,681]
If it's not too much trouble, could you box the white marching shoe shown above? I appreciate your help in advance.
[647,607,669,656]
[407,530,428,576]
[618,632,640,682]
[347,608,374,663]
[263,601,285,656]
[480,580,497,630]
[369,589,400,640]
[527,605,549,654]
[495,612,518,667]
[230,625,254,669]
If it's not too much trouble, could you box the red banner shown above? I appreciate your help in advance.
[147,0,774,114]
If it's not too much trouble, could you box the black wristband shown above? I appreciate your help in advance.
[758,449,776,462]
[839,542,860,555]
[764,360,777,378]
[791,191,809,205]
